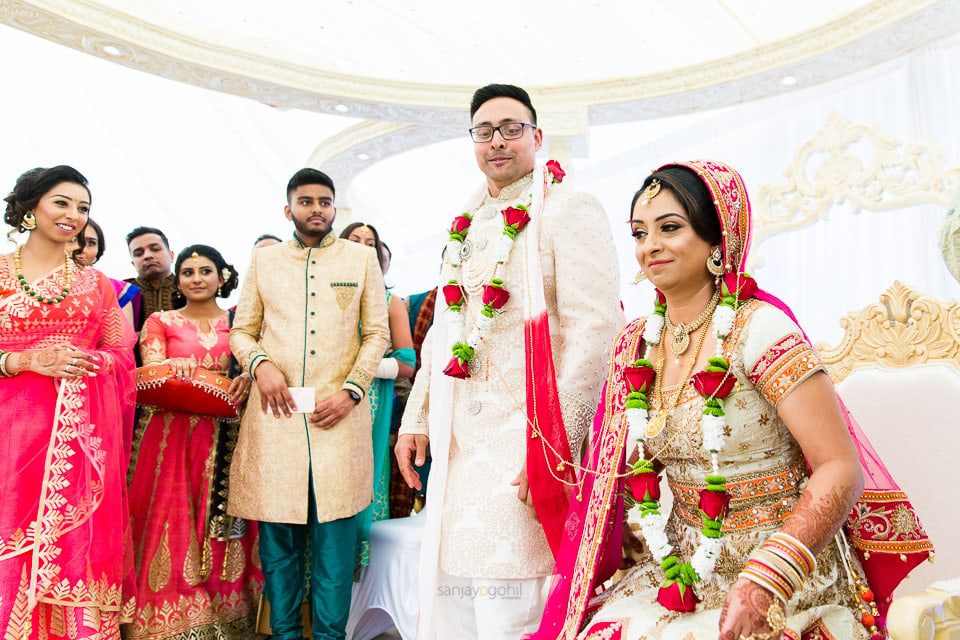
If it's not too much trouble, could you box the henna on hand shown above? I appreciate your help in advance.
[782,485,859,555]
[718,579,779,640]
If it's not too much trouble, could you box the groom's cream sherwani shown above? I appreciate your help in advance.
[400,173,622,580]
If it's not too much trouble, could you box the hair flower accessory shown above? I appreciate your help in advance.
[545,159,566,184]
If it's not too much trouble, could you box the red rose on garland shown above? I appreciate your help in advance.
[656,581,700,612]
[721,272,758,301]
[502,205,532,236]
[546,159,566,184]
[691,370,736,399]
[442,282,464,309]
[449,213,472,241]
[698,488,730,521]
[481,280,510,310]
[443,357,470,379]
[623,364,655,394]
[627,471,661,503]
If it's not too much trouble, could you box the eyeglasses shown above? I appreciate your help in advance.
[468,122,536,143]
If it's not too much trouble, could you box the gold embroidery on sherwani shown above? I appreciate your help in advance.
[330,282,358,310]
[148,523,172,592]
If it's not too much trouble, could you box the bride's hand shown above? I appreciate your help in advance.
[717,578,784,640]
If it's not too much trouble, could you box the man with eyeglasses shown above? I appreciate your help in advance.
[397,84,621,639]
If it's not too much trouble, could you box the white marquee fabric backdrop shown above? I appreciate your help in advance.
[350,33,960,347]
[2,24,958,349]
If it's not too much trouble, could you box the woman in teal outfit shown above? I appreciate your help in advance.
[341,223,416,570]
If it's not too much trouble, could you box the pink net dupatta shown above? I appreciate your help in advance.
[0,270,137,639]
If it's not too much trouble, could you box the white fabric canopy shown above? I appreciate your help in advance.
[1,23,958,347]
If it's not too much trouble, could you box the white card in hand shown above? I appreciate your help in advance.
[288,387,315,414]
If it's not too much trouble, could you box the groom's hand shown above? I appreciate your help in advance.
[395,434,429,490]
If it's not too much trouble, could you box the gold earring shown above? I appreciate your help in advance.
[707,247,724,276]
[633,270,647,284]
[20,212,37,231]
[217,285,223,297]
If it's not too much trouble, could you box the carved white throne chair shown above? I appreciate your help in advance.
[820,282,960,639]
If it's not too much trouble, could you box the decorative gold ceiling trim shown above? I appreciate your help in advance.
[752,113,960,247]
[819,281,960,382]
[0,0,954,125]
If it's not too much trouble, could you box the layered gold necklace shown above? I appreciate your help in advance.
[664,290,719,362]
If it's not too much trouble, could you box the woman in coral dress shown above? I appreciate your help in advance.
[0,165,137,639]
[126,245,262,640]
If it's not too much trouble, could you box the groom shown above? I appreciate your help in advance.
[396,84,622,639]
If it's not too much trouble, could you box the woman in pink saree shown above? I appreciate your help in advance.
[531,161,932,639]
[0,166,137,639]
[126,245,262,640]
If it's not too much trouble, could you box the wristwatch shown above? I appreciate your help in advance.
[347,389,361,403]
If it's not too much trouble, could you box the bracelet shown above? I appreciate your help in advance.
[767,532,816,576]
[0,352,13,377]
[739,532,816,605]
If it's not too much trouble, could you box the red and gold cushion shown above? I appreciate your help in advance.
[136,363,236,417]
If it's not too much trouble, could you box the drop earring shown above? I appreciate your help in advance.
[20,212,37,232]
[707,247,724,277]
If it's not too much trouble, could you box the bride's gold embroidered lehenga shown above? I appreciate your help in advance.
[529,160,933,640]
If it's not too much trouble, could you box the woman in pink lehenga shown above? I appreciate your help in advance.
[0,166,137,639]
[531,161,933,640]
[126,244,262,640]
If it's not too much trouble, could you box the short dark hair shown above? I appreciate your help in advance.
[4,166,91,235]
[470,84,537,125]
[73,218,106,263]
[126,226,170,250]
[287,168,335,202]
[632,167,722,246]
[174,244,240,298]
[253,233,282,246]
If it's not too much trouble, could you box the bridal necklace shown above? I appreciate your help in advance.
[664,290,719,362]
[646,322,709,439]
[14,245,72,305]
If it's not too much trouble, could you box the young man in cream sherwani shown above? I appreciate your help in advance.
[396,85,622,639]
[228,169,390,640]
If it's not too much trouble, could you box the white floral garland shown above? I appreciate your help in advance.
[626,294,736,582]
[444,191,533,360]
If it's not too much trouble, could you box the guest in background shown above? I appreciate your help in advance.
[0,165,137,639]
[125,226,183,333]
[253,233,282,249]
[127,244,261,640]
[340,222,415,567]
[68,217,141,328]
[380,241,392,276]
[228,169,389,640]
